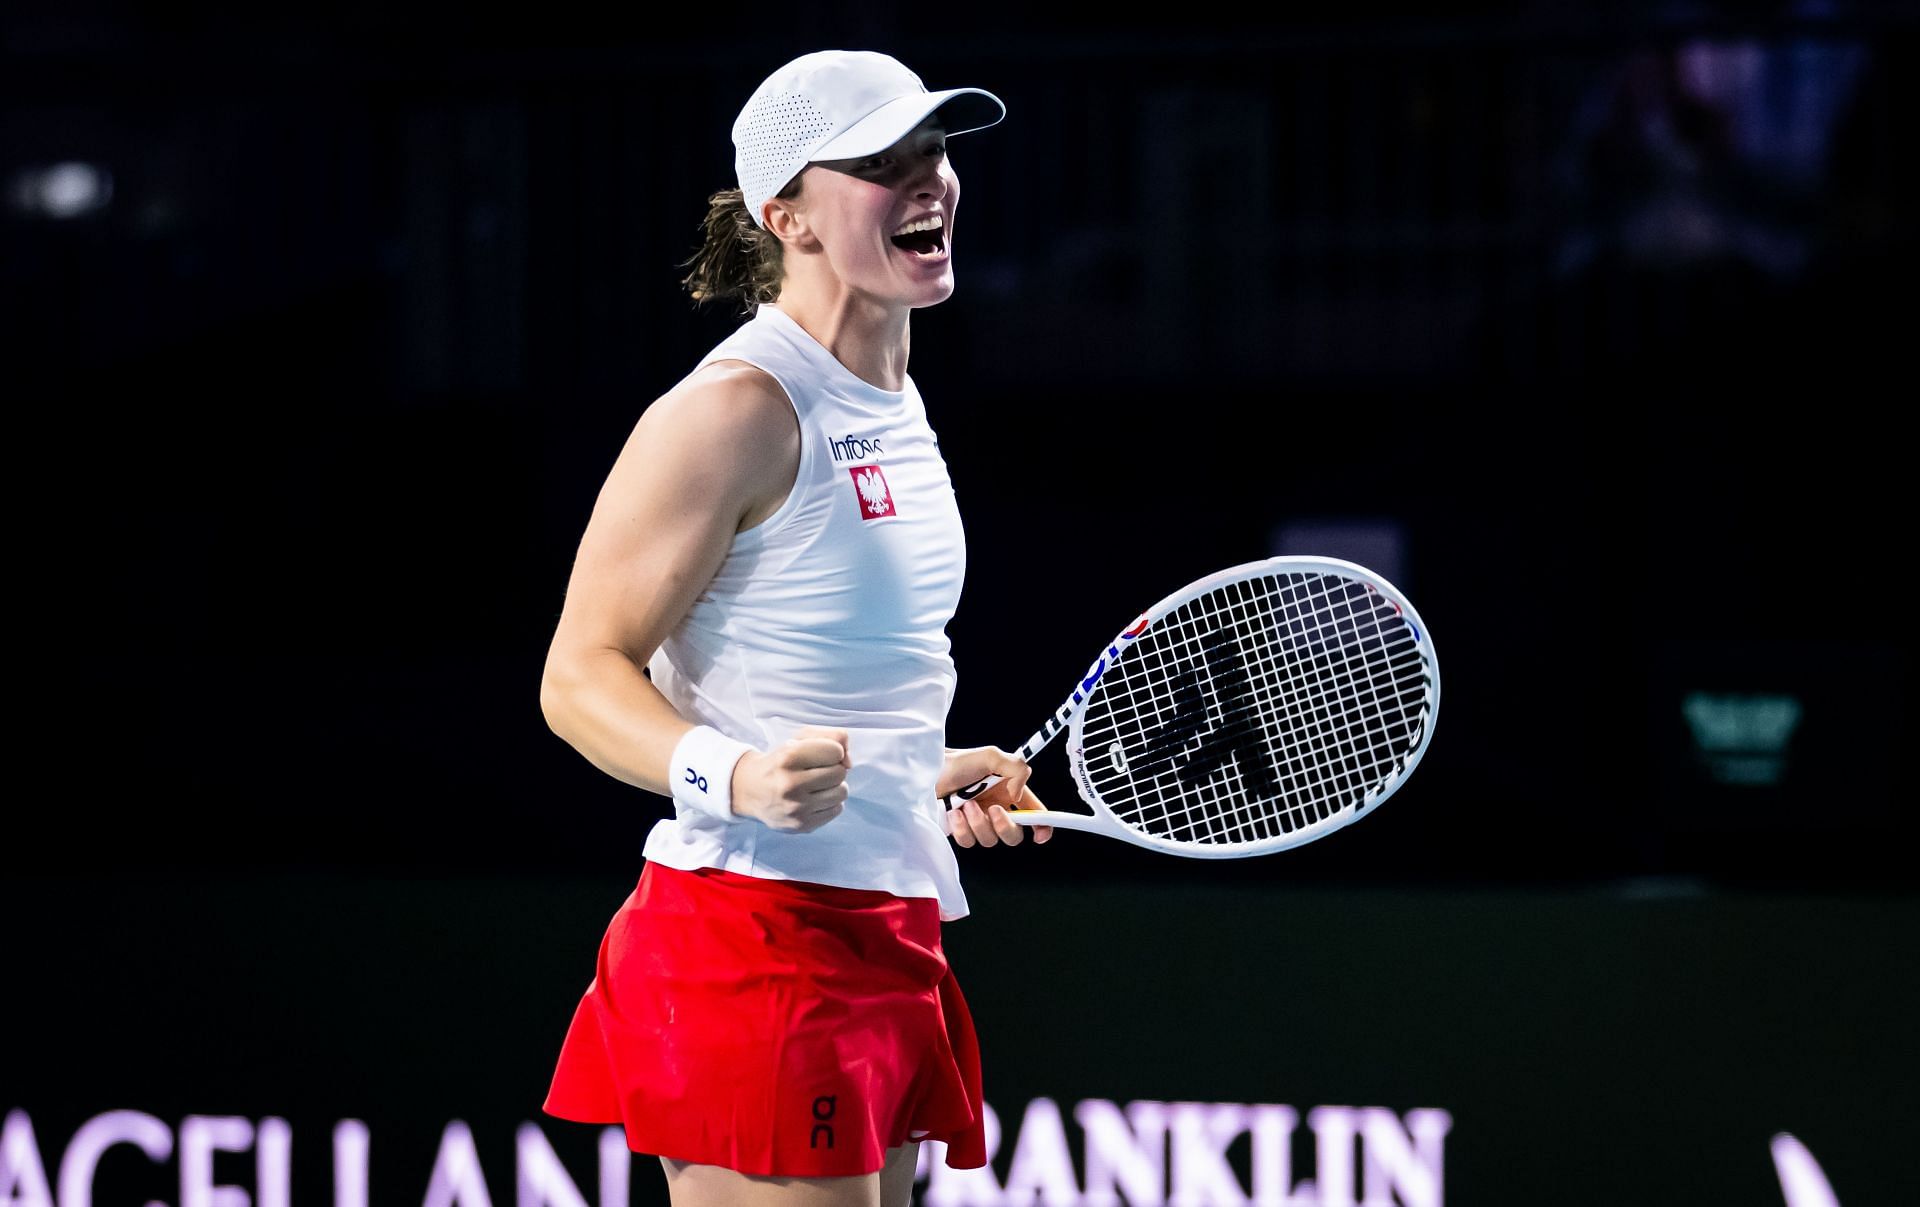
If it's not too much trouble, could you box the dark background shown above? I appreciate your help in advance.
[6,2,1916,1204]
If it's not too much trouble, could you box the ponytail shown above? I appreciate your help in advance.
[679,178,804,316]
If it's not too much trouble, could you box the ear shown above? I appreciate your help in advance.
[762,190,819,252]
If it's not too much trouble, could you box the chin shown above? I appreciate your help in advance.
[908,273,958,309]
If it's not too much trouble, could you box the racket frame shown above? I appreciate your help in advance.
[949,555,1439,858]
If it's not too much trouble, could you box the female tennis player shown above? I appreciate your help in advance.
[538,50,1049,1207]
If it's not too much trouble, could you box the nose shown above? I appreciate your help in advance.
[909,157,951,204]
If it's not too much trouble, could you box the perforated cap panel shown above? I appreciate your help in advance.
[733,90,834,229]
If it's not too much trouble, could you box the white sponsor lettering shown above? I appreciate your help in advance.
[1308,1107,1357,1207]
[1249,1104,1309,1206]
[916,1099,1448,1206]
[258,1118,291,1207]
[61,1111,172,1207]
[3,1109,58,1207]
[1169,1102,1246,1207]
[333,1122,368,1207]
[423,1122,492,1207]
[4,1100,1451,1207]
[182,1116,254,1207]
[1,1113,627,1207]
[515,1123,587,1207]
[1361,1108,1449,1207]
[1001,1099,1076,1205]
[1078,1099,1166,1206]
[1770,1132,1841,1207]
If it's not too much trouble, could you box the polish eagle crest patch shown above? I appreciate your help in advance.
[850,465,896,521]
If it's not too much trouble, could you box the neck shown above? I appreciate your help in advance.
[768,268,912,393]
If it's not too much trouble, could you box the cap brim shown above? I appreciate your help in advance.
[808,88,1005,163]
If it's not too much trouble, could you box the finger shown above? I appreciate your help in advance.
[788,762,849,793]
[796,784,847,829]
[960,753,1024,808]
[1008,783,1052,844]
[786,737,850,770]
[797,802,844,833]
[962,800,1000,847]
[986,804,1025,846]
[792,727,852,767]
[995,762,1033,802]
[802,781,850,808]
[980,774,1038,812]
[948,803,977,848]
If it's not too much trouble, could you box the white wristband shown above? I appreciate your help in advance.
[669,726,756,823]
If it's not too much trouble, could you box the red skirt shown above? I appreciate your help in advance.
[542,862,988,1177]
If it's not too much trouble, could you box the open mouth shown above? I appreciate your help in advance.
[889,228,947,259]
[887,232,948,260]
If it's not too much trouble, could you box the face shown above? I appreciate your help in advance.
[783,113,961,309]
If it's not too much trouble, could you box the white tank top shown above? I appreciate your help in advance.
[641,302,972,920]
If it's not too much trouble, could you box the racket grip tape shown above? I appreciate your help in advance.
[941,774,1003,810]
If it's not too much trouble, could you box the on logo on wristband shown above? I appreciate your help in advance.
[670,725,755,823]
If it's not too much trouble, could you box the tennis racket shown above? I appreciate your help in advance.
[946,556,1439,857]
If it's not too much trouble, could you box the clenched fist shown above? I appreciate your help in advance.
[730,726,851,833]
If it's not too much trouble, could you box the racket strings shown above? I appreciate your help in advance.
[1112,587,1421,746]
[1135,580,1326,842]
[1134,580,1406,783]
[1239,574,1429,833]
[1112,599,1412,843]
[1217,572,1427,834]
[1263,574,1415,815]
[1080,571,1433,848]
[1180,575,1406,841]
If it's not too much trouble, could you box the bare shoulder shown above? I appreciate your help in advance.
[644,358,795,454]
[617,359,797,530]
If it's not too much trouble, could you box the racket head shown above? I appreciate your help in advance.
[1060,556,1439,858]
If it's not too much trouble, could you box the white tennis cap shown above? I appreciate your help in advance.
[732,50,1006,229]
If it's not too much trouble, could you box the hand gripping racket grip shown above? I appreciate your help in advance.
[945,777,1096,831]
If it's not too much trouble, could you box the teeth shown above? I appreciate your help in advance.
[890,214,944,237]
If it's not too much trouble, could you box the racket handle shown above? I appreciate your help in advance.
[942,788,1082,833]
[941,775,1002,810]
[1003,810,1102,833]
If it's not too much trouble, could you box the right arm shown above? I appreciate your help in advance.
[538,361,850,831]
